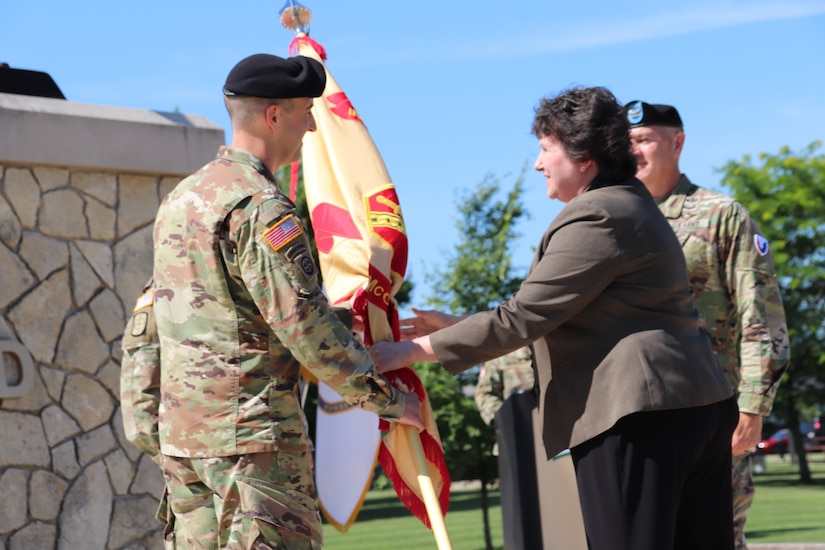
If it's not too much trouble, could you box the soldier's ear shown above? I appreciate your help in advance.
[265,103,280,130]
[672,130,685,157]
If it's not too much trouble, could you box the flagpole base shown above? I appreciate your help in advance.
[404,425,453,550]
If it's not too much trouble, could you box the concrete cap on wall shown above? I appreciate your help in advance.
[0,92,225,176]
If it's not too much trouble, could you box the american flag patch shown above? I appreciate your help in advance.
[264,215,303,252]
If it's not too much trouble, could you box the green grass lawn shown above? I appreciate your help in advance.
[322,485,503,549]
[746,453,825,543]
[322,453,825,549]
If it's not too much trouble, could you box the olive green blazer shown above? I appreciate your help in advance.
[431,178,733,458]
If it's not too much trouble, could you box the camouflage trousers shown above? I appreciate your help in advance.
[732,452,755,550]
[158,452,323,549]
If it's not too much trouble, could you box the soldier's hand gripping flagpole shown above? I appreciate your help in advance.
[280,3,452,547]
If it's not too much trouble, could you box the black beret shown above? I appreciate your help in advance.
[223,53,325,99]
[624,100,683,129]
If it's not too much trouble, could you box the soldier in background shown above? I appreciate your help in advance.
[151,53,423,549]
[474,346,535,451]
[626,100,791,550]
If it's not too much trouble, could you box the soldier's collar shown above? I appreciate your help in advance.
[658,175,693,219]
[217,146,278,185]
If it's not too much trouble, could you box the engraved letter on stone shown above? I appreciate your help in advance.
[0,340,35,398]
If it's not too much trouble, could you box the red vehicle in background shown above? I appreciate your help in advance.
[755,418,825,456]
[752,417,824,473]
[756,429,791,456]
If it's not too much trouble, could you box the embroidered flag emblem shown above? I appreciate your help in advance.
[328,91,363,124]
[133,289,154,312]
[264,215,303,252]
[754,234,769,256]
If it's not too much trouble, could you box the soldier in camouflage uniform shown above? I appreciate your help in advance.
[626,101,791,550]
[474,346,535,427]
[151,54,423,550]
[474,346,535,457]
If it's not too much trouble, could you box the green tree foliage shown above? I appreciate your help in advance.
[421,168,529,467]
[417,169,528,548]
[415,362,491,481]
[426,171,528,314]
[718,140,825,482]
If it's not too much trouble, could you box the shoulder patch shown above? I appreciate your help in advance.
[263,214,303,252]
[133,289,154,312]
[754,234,769,256]
[297,252,316,278]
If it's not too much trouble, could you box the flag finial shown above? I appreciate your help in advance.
[280,0,312,34]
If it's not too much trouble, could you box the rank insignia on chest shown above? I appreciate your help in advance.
[264,214,303,252]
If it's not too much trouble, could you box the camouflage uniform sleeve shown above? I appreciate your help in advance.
[232,199,406,419]
[120,281,162,459]
[474,363,505,426]
[330,305,353,330]
[721,203,790,416]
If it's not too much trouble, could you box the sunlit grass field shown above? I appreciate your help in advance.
[321,453,825,549]
[322,484,503,549]
[746,453,825,544]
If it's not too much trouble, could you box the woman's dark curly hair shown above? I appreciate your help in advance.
[531,86,637,182]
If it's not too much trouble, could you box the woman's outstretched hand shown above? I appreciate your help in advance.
[399,308,466,340]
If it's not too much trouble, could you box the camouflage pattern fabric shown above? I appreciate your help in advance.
[153,146,405,457]
[152,146,407,546]
[659,175,790,550]
[120,278,161,460]
[159,452,321,549]
[659,175,790,413]
[732,453,755,549]
[474,346,535,426]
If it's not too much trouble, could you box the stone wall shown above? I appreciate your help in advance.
[0,92,224,549]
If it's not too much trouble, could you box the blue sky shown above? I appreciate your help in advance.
[4,0,824,303]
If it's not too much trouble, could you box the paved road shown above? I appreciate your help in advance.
[750,545,825,549]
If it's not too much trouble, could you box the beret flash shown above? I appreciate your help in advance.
[223,53,326,99]
[624,100,683,129]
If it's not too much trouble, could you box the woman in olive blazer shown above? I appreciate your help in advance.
[370,87,737,550]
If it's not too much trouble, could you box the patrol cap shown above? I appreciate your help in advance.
[624,100,683,129]
[223,53,325,99]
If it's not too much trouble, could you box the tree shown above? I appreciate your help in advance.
[420,168,529,549]
[718,140,825,483]
[426,170,529,314]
